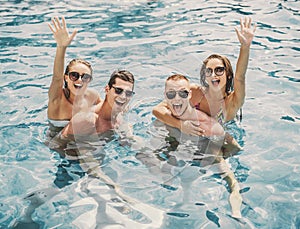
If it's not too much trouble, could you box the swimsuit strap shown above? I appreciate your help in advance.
[216,107,226,126]
[194,93,205,110]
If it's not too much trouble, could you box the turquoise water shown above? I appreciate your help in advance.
[1,0,300,228]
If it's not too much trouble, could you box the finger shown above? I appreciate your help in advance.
[51,18,57,31]
[62,16,66,28]
[244,16,249,27]
[247,17,252,28]
[70,29,78,41]
[191,122,200,127]
[52,17,59,30]
[240,17,244,31]
[253,23,257,33]
[48,23,55,33]
[235,26,242,38]
[54,16,61,29]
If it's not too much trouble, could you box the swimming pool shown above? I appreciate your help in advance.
[1,0,299,228]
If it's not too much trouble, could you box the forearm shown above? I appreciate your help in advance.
[53,46,67,80]
[235,45,250,82]
[152,104,181,130]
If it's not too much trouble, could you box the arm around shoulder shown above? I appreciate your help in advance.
[152,101,182,130]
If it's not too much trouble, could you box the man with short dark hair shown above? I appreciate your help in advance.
[62,70,135,136]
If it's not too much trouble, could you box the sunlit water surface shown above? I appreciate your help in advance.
[0,0,299,228]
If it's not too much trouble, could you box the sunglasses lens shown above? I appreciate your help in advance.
[125,91,134,97]
[215,67,225,76]
[69,72,80,81]
[178,90,189,98]
[205,68,213,77]
[166,91,176,99]
[114,87,123,95]
[69,72,92,82]
[82,74,92,82]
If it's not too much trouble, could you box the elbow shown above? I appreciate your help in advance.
[152,106,160,118]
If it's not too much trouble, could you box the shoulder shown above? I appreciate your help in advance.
[86,88,101,104]
[190,84,205,95]
[190,83,205,105]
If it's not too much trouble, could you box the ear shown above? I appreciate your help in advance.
[188,89,192,100]
[105,85,110,93]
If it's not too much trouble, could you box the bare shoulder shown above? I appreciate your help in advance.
[190,84,205,105]
[86,88,101,104]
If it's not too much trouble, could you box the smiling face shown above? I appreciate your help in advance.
[200,54,234,95]
[165,78,191,117]
[64,62,92,96]
[106,77,134,115]
[204,58,227,92]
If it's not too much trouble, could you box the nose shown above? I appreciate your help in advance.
[119,91,127,99]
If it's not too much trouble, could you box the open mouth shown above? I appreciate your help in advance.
[74,83,83,89]
[211,79,220,86]
[115,100,126,107]
[172,103,182,114]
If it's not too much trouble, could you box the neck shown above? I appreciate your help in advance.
[98,99,114,121]
[206,87,226,101]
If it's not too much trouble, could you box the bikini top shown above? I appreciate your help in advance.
[193,93,226,126]
[48,119,70,128]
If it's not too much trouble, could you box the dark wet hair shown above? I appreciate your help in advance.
[108,70,135,89]
[200,54,234,95]
[63,59,93,99]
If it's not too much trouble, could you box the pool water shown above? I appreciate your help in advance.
[1,0,299,228]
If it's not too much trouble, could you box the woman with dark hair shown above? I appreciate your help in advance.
[153,17,256,136]
[47,16,101,136]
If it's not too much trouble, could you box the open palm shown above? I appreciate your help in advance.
[235,17,256,47]
[48,16,77,47]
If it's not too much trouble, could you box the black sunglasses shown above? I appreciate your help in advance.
[166,90,189,100]
[205,66,225,77]
[112,86,135,97]
[68,72,92,82]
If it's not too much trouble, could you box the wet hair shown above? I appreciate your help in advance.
[166,74,189,82]
[199,54,234,95]
[63,59,93,99]
[64,58,93,76]
[108,70,135,89]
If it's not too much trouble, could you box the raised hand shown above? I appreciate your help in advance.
[235,17,256,47]
[48,16,77,47]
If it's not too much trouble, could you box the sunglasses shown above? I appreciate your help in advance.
[205,66,225,77]
[112,86,135,97]
[166,90,189,100]
[68,72,92,82]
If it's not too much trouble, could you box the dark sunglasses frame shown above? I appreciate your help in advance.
[112,85,135,97]
[205,66,225,77]
[166,90,189,100]
[68,72,92,82]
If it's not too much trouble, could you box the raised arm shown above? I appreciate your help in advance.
[230,17,256,113]
[47,16,77,102]
[152,101,204,136]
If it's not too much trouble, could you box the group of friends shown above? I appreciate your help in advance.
[46,16,256,219]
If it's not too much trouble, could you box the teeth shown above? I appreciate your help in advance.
[74,84,83,89]
[173,104,182,109]
[115,100,125,106]
[211,79,220,85]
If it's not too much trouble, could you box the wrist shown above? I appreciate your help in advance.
[56,45,68,49]
[240,44,251,49]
